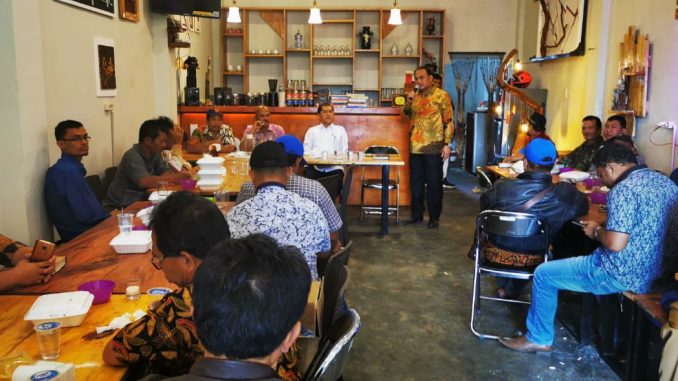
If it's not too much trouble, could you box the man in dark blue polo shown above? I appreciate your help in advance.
[45,120,109,242]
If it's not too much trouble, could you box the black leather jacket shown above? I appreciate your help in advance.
[480,171,589,253]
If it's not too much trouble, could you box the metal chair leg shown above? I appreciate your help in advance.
[359,184,365,221]
[395,186,400,223]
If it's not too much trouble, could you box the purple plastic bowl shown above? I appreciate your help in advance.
[590,191,607,205]
[559,167,574,173]
[78,280,115,304]
[180,179,197,191]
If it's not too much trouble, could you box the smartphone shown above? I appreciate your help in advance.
[30,240,56,262]
[571,220,586,228]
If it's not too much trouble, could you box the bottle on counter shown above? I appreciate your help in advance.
[242,133,255,152]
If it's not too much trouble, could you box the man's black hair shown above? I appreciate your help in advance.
[582,115,602,130]
[193,234,311,359]
[592,141,638,168]
[414,65,433,76]
[606,114,627,129]
[156,116,175,134]
[150,191,230,259]
[432,73,442,81]
[287,154,301,167]
[138,117,169,143]
[317,102,334,114]
[54,120,83,140]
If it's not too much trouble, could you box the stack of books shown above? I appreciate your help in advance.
[347,93,368,108]
[330,94,349,106]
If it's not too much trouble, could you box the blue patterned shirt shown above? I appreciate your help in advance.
[596,166,678,293]
[227,184,330,279]
[235,174,343,233]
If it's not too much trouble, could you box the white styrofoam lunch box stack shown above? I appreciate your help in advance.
[24,291,94,327]
[110,230,153,254]
[197,155,226,191]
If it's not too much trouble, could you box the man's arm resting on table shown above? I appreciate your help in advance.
[136,171,190,189]
[583,221,629,252]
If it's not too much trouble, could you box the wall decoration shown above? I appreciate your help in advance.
[56,0,116,18]
[94,37,117,97]
[530,0,587,62]
[119,0,139,22]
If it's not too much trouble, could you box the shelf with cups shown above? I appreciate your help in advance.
[286,48,311,52]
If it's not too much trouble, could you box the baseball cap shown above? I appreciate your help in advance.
[206,109,222,119]
[528,112,546,132]
[520,138,557,166]
[275,135,304,157]
[249,141,288,169]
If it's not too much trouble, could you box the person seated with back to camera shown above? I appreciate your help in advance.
[188,109,237,154]
[141,234,312,381]
[480,138,589,299]
[103,117,191,211]
[0,234,55,292]
[242,106,285,148]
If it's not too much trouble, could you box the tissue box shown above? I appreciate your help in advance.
[24,291,93,327]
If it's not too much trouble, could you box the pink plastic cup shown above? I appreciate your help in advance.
[78,280,116,304]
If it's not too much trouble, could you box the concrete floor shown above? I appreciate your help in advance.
[342,169,619,381]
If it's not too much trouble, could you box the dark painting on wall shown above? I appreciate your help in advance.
[94,37,116,97]
[530,0,587,62]
[56,0,116,17]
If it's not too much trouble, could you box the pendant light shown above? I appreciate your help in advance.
[227,0,241,24]
[388,0,402,25]
[308,0,323,24]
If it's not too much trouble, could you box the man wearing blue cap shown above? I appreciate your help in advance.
[236,135,343,252]
[480,138,588,301]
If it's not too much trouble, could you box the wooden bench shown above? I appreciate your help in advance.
[622,292,667,381]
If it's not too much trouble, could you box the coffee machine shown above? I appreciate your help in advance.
[267,79,279,107]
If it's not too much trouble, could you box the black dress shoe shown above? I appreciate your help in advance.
[404,218,423,226]
[427,219,439,229]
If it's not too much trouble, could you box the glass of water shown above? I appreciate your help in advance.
[117,213,134,234]
[34,322,61,360]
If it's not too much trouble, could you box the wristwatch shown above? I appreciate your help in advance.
[593,226,602,241]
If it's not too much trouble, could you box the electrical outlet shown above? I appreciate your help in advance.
[657,121,676,129]
[104,102,114,111]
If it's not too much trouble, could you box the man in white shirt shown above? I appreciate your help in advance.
[303,103,348,200]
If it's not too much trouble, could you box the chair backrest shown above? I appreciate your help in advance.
[476,166,494,189]
[317,240,352,278]
[365,145,399,155]
[318,265,350,338]
[302,309,361,381]
[477,210,549,239]
[85,175,106,203]
[103,166,118,194]
[317,174,342,201]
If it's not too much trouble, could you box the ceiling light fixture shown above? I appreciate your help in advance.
[308,0,322,24]
[227,0,241,24]
[388,0,402,25]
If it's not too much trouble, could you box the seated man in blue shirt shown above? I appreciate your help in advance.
[499,143,678,353]
[45,120,109,242]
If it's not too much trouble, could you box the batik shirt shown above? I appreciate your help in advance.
[243,123,285,146]
[596,166,678,293]
[191,124,236,145]
[561,136,603,171]
[111,286,301,380]
[227,183,330,279]
[405,87,454,154]
[235,174,342,233]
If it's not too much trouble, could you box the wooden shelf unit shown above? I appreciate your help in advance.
[221,8,445,99]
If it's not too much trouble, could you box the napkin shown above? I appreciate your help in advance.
[136,206,155,226]
[96,310,146,334]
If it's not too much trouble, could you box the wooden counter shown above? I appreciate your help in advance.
[178,106,411,206]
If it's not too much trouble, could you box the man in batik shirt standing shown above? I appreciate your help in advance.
[404,66,454,229]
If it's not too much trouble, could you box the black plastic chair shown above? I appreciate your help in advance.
[302,309,361,381]
[85,174,106,203]
[317,174,343,202]
[103,166,118,194]
[360,146,400,222]
[317,240,352,278]
[318,264,350,339]
[470,210,550,340]
[476,166,494,190]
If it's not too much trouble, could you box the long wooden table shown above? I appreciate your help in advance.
[305,153,405,238]
[0,294,153,380]
[9,202,171,295]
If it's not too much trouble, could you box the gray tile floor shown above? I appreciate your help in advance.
[342,169,619,380]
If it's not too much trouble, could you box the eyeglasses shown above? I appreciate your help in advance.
[151,253,164,270]
[60,135,91,142]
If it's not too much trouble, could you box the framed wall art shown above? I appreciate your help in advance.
[56,0,116,18]
[530,0,588,62]
[119,0,139,22]
[94,37,117,97]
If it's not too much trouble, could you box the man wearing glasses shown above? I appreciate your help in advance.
[45,120,109,242]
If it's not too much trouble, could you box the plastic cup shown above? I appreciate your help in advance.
[358,151,365,161]
[157,181,169,200]
[180,178,197,191]
[348,151,355,162]
[34,322,61,360]
[322,151,328,161]
[117,213,134,234]
[126,279,141,301]
[147,287,171,309]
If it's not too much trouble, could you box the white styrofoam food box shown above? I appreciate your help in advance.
[24,291,94,327]
[110,230,152,254]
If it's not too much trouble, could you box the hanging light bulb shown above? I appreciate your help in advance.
[388,0,402,25]
[227,0,241,23]
[514,60,523,72]
[308,0,322,24]
[494,104,503,115]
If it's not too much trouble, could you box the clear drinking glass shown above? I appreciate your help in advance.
[34,322,61,360]
[117,213,133,234]
[126,279,141,301]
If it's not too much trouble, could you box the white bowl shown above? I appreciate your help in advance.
[110,231,152,254]
[24,291,94,327]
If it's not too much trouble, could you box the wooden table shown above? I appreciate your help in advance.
[9,202,171,295]
[305,153,405,238]
[0,294,153,380]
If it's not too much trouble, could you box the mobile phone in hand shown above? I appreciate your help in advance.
[571,220,586,228]
[30,240,56,262]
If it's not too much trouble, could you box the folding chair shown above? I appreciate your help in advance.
[302,309,361,381]
[317,240,352,279]
[360,146,400,222]
[470,210,550,340]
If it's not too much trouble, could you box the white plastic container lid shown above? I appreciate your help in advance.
[196,156,225,165]
[196,178,224,186]
[197,167,226,176]
[559,170,590,182]
[110,231,153,254]
[24,291,94,326]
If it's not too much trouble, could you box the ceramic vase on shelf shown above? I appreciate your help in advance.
[360,26,374,49]
[404,43,413,56]
[426,17,436,36]
[390,42,399,56]
[294,30,303,49]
